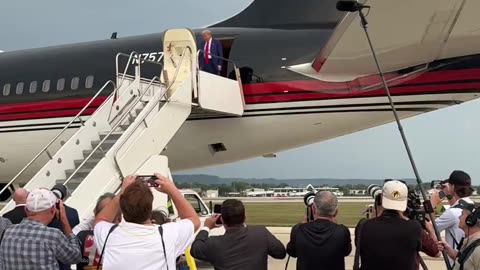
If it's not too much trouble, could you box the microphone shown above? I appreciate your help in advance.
[336,1,370,12]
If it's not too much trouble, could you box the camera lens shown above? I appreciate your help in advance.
[303,192,316,206]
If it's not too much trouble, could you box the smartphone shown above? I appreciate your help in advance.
[137,175,159,187]
[213,204,222,225]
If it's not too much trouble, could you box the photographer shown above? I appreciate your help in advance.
[93,174,200,270]
[287,191,351,270]
[432,170,474,263]
[190,199,286,270]
[0,188,82,269]
[356,180,421,270]
[438,200,480,270]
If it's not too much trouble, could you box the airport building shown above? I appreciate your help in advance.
[270,184,344,197]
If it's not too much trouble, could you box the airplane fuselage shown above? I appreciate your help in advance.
[2,9,480,184]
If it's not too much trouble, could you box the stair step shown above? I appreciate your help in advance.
[83,149,104,159]
[91,140,117,152]
[65,168,92,179]
[99,131,124,141]
[56,178,83,191]
[74,158,102,169]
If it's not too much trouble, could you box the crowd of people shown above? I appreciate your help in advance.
[0,170,478,270]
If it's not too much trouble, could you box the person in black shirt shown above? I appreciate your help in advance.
[357,180,421,270]
[287,191,352,270]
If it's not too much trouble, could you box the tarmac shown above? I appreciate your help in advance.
[198,227,448,270]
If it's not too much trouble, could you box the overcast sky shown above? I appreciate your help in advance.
[2,0,479,183]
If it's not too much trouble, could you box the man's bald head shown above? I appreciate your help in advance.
[13,188,28,205]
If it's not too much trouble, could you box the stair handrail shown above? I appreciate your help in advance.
[0,80,116,196]
[196,49,242,82]
[63,75,163,187]
[116,51,165,88]
[113,46,193,178]
[116,51,140,88]
[197,49,244,104]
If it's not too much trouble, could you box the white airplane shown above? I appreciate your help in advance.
[0,0,480,188]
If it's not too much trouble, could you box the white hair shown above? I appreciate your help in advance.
[202,30,211,35]
[314,191,338,217]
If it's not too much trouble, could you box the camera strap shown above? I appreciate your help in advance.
[158,225,169,270]
[97,224,119,270]
[457,239,480,270]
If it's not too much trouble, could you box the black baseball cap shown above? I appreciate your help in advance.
[447,170,471,186]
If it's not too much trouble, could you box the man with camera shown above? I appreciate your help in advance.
[438,200,480,270]
[0,188,82,269]
[93,174,200,270]
[286,191,351,270]
[432,170,474,262]
[190,199,286,270]
[356,180,422,270]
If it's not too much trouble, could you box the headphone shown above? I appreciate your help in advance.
[457,199,480,227]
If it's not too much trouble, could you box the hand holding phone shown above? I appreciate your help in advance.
[137,175,159,187]
[213,204,222,225]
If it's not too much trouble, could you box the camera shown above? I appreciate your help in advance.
[431,180,448,190]
[303,192,315,206]
[367,184,382,199]
[213,204,223,225]
[405,186,426,229]
[137,175,159,187]
[303,192,316,222]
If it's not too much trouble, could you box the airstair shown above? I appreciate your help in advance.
[0,29,245,218]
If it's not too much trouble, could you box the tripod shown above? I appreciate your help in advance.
[354,7,452,270]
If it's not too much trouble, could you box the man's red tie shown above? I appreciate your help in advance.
[204,41,210,64]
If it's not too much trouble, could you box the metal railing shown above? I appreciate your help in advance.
[196,49,241,79]
[113,46,193,178]
[63,75,163,187]
[115,51,165,89]
[197,49,244,104]
[0,80,116,197]
[110,52,165,123]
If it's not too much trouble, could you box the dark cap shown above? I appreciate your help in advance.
[448,170,471,186]
[51,184,68,200]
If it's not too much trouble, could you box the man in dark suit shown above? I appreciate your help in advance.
[190,199,286,270]
[199,30,223,75]
[3,188,28,224]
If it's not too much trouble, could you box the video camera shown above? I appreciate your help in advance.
[366,182,426,228]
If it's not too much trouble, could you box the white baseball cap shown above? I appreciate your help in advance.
[382,180,408,211]
[26,188,58,213]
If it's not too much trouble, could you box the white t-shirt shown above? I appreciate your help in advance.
[94,219,194,270]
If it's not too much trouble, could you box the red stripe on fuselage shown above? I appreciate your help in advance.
[1,69,480,121]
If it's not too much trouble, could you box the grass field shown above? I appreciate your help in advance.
[244,202,368,227]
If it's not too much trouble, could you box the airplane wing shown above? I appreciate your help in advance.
[289,0,480,83]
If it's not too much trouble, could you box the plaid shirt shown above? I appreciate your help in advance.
[0,218,82,270]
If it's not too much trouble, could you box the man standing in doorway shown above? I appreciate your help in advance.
[199,30,223,75]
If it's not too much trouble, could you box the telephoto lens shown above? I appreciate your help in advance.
[303,191,316,206]
[367,184,382,199]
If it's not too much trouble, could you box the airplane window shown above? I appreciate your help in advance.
[85,75,94,89]
[29,81,37,94]
[42,80,50,92]
[16,82,24,95]
[71,77,79,90]
[57,78,65,91]
[2,84,10,96]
